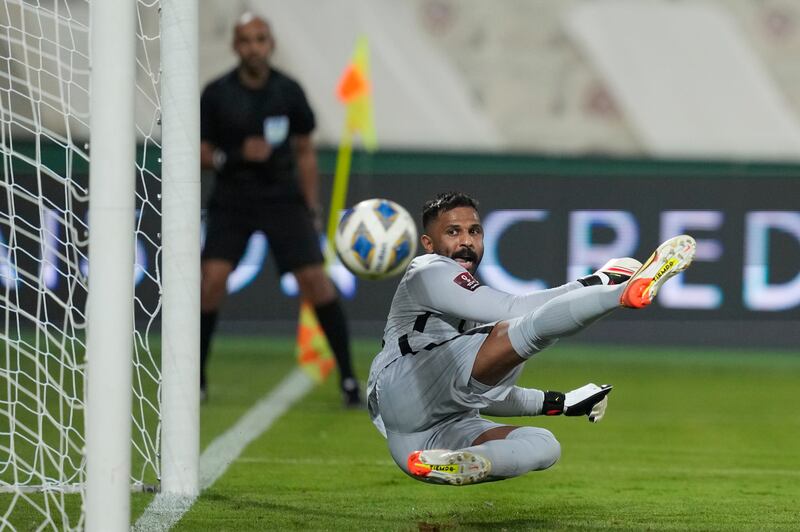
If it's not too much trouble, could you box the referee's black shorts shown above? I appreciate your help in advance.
[202,199,324,274]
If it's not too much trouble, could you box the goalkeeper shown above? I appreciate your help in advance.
[367,191,696,485]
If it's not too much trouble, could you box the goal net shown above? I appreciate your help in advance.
[0,0,168,529]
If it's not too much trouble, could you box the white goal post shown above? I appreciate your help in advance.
[85,0,138,529]
[87,0,200,528]
[158,0,200,500]
[0,0,199,529]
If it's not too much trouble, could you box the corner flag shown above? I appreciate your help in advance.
[296,35,377,382]
[295,301,336,384]
[325,35,378,263]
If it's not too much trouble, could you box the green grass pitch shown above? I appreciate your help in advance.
[2,335,798,530]
[142,336,799,531]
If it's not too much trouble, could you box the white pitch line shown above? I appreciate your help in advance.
[132,368,314,532]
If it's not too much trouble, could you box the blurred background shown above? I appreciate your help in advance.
[198,0,800,158]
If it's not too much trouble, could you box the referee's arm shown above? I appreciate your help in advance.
[200,138,271,172]
[293,134,321,216]
[200,141,218,170]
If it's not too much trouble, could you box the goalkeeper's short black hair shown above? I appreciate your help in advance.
[422,191,479,230]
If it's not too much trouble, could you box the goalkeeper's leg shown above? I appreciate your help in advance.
[461,426,561,479]
[408,427,560,485]
[473,235,697,385]
[505,234,698,358]
[506,283,626,356]
[472,283,625,384]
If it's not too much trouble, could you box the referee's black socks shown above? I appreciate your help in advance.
[200,310,218,390]
[314,299,357,386]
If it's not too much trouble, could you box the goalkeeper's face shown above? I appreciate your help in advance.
[421,206,484,275]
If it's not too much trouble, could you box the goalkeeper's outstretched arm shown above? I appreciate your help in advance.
[479,386,544,417]
[480,383,612,422]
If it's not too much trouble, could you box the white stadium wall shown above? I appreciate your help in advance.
[200,0,503,151]
[3,0,800,158]
[192,0,800,159]
[564,1,800,160]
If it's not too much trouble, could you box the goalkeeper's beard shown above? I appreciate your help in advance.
[451,249,480,273]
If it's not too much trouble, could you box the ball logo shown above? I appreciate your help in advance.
[454,272,480,291]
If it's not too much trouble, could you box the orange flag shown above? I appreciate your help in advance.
[334,35,377,151]
[295,301,336,383]
[336,64,369,103]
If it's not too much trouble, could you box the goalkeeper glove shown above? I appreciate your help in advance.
[543,383,613,423]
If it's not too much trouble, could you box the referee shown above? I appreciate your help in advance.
[199,13,362,407]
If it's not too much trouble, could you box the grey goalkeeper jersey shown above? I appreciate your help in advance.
[367,253,581,434]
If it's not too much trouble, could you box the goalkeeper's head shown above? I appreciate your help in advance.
[421,192,483,275]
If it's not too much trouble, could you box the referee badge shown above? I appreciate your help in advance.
[263,115,289,146]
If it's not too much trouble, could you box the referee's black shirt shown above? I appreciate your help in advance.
[200,67,316,206]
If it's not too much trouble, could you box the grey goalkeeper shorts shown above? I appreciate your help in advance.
[372,329,524,472]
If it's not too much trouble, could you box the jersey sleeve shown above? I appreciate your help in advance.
[288,82,315,136]
[406,256,581,323]
[480,386,545,417]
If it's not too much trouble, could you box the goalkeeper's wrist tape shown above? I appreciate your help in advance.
[543,390,565,416]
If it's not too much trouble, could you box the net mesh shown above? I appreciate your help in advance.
[131,0,161,493]
[0,0,162,529]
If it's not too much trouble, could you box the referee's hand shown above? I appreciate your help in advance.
[242,136,272,162]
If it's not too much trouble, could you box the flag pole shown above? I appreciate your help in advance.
[324,130,353,265]
[296,35,375,383]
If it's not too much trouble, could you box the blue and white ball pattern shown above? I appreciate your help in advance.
[335,198,417,280]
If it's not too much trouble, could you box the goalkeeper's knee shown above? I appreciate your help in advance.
[465,426,561,479]
[506,314,555,360]
[509,426,561,471]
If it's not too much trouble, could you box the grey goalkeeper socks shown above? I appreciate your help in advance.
[463,426,561,478]
[507,284,624,358]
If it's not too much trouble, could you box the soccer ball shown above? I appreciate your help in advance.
[335,198,418,279]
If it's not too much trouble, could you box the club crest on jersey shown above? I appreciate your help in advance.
[454,272,480,291]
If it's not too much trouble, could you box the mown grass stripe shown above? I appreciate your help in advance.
[132,368,313,531]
